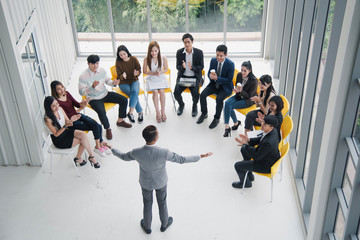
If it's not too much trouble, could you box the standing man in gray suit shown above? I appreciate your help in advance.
[111,125,212,234]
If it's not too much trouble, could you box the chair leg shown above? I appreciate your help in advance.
[71,156,81,177]
[145,93,150,115]
[270,175,273,203]
[50,152,53,175]
[241,171,249,195]
[170,92,177,112]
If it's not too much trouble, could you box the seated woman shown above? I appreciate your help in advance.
[254,96,284,141]
[143,41,169,123]
[223,61,258,137]
[116,45,144,123]
[244,74,276,136]
[50,80,111,157]
[44,96,100,168]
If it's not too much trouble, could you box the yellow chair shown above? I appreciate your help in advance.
[280,94,289,117]
[143,68,176,114]
[241,142,290,202]
[280,115,293,147]
[81,95,116,113]
[278,115,293,180]
[209,69,239,100]
[109,65,148,112]
[183,69,205,94]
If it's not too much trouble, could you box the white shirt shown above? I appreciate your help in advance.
[78,67,114,101]
[183,48,195,77]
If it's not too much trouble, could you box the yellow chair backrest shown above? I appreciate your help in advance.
[270,142,289,175]
[233,69,239,87]
[281,115,293,141]
[256,78,261,94]
[110,65,117,80]
[255,142,289,179]
[280,95,289,116]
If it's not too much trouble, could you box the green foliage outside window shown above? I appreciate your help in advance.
[72,0,264,33]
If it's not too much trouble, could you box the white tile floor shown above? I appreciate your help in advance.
[0,57,303,240]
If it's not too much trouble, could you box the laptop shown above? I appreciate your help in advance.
[178,77,197,87]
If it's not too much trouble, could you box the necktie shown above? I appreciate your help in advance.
[216,62,222,89]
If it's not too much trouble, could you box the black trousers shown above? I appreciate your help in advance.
[234,144,270,183]
[244,109,262,130]
[174,79,200,106]
[89,92,128,129]
[200,82,231,119]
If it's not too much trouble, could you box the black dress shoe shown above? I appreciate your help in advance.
[160,216,173,232]
[140,219,151,234]
[209,118,220,129]
[232,181,252,188]
[248,172,255,181]
[196,113,208,124]
[231,120,241,130]
[192,104,198,117]
[177,105,184,116]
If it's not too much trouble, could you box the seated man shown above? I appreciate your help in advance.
[232,115,280,188]
[79,54,132,140]
[197,45,234,129]
[174,33,204,117]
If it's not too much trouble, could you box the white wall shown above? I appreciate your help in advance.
[0,0,76,166]
[3,0,76,86]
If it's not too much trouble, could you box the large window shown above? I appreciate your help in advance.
[69,0,265,56]
[302,0,336,188]
[227,0,263,53]
[353,101,360,152]
[72,0,112,54]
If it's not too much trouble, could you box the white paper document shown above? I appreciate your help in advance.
[247,130,264,139]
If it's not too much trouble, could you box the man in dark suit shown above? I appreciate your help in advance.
[232,115,280,188]
[174,33,204,117]
[197,45,235,129]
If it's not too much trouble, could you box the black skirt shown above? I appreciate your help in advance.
[51,128,75,149]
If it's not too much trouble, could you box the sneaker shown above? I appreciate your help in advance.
[138,113,144,123]
[94,147,106,157]
[101,146,112,155]
[116,120,132,128]
[127,113,135,123]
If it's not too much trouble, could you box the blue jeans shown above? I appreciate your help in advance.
[70,114,103,142]
[223,95,248,124]
[119,81,143,113]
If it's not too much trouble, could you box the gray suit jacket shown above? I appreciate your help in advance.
[112,145,200,190]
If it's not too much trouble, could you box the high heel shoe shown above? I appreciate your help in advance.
[74,157,87,166]
[231,120,241,130]
[223,128,231,137]
[88,156,100,169]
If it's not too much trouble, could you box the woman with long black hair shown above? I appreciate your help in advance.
[43,96,100,168]
[244,74,277,136]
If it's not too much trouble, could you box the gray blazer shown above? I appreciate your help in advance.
[112,145,200,190]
